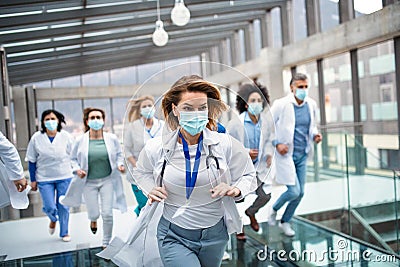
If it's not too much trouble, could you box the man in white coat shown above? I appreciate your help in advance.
[268,73,322,236]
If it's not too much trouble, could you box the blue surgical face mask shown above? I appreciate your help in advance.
[141,107,155,119]
[248,102,263,116]
[88,119,104,131]
[179,111,209,136]
[295,88,308,100]
[44,120,58,131]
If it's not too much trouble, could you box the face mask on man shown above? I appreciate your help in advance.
[248,102,263,116]
[295,88,308,101]
[179,111,208,136]
[44,120,58,131]
[88,119,104,131]
[141,106,155,119]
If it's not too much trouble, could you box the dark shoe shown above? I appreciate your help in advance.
[236,232,247,241]
[49,221,56,235]
[245,210,259,232]
[90,221,97,234]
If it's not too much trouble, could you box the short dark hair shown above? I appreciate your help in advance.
[40,109,66,133]
[290,73,308,87]
[236,80,270,114]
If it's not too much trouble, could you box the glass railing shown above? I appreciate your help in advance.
[304,126,400,257]
[3,221,398,267]
[1,247,117,267]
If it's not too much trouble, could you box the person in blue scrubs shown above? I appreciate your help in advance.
[26,109,74,242]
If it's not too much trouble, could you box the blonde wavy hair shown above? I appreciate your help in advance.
[161,75,228,131]
[128,95,155,122]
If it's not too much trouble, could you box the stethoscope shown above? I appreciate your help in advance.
[205,145,220,191]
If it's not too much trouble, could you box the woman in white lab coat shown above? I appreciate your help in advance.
[227,81,275,239]
[132,75,257,267]
[26,109,74,242]
[65,107,127,248]
[0,131,29,209]
[124,95,164,216]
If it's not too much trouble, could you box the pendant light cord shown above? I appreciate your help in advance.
[157,0,161,21]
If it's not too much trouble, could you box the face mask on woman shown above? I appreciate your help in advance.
[248,102,263,116]
[44,120,58,131]
[141,106,155,119]
[179,111,208,136]
[88,119,104,131]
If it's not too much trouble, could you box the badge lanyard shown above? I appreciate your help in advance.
[142,119,161,139]
[178,131,203,200]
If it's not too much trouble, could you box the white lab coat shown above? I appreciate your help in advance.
[271,94,319,185]
[25,130,74,182]
[97,128,257,267]
[226,110,275,184]
[60,132,127,212]
[0,131,30,209]
[124,118,164,184]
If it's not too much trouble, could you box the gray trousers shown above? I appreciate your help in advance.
[246,183,272,216]
[157,216,229,267]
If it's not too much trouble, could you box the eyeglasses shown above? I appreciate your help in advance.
[89,115,102,120]
[297,85,308,89]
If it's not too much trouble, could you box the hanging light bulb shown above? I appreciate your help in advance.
[152,20,169,47]
[171,0,190,26]
[152,0,168,47]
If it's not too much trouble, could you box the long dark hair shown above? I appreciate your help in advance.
[236,80,270,114]
[40,109,66,133]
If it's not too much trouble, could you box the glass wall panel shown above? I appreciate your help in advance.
[138,62,163,84]
[163,58,192,84]
[37,101,53,120]
[319,0,339,32]
[358,40,397,137]
[52,76,81,87]
[112,97,130,140]
[82,70,109,86]
[354,0,382,18]
[253,19,262,57]
[54,100,84,136]
[110,66,137,85]
[271,7,282,48]
[323,53,352,124]
[293,0,307,42]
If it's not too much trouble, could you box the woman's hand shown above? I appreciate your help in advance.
[148,186,168,205]
[13,178,28,192]
[76,169,87,179]
[210,183,241,198]
[276,144,289,155]
[266,155,272,167]
[118,165,125,173]
[249,149,259,160]
[30,181,38,191]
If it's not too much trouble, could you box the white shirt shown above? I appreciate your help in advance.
[26,130,74,182]
[162,143,224,229]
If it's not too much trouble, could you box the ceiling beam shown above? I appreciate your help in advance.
[0,0,224,28]
[9,38,223,76]
[0,1,277,43]
[5,12,262,54]
[9,47,210,85]
[8,23,246,63]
